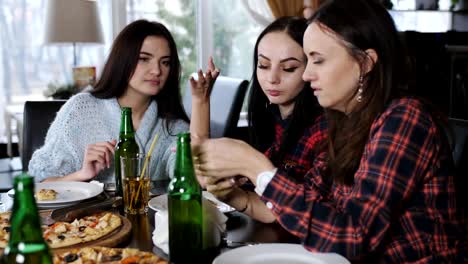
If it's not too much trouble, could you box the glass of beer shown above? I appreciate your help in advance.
[120,153,151,214]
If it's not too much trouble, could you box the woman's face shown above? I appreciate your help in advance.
[256,31,306,118]
[302,23,361,113]
[127,36,171,98]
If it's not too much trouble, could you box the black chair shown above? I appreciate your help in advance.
[447,118,468,169]
[445,118,468,242]
[21,100,66,170]
[183,75,249,138]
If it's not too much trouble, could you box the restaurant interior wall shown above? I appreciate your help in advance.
[401,31,468,121]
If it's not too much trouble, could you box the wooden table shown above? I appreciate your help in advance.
[121,208,299,261]
[0,180,300,263]
[122,180,299,263]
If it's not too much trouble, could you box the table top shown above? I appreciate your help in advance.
[0,181,299,263]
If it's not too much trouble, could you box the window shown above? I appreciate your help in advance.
[1,0,260,141]
[389,0,451,10]
[0,0,112,103]
[0,0,113,140]
[126,0,262,93]
[211,0,263,80]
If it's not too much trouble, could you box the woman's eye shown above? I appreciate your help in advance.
[313,60,323,65]
[139,57,150,62]
[283,67,298,73]
[162,60,170,66]
[257,64,268,69]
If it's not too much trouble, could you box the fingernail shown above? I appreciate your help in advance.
[230,178,235,184]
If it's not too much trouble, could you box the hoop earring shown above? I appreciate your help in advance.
[356,75,364,103]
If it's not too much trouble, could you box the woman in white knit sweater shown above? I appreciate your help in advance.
[28,20,219,183]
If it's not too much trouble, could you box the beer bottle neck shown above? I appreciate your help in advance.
[119,108,135,138]
[174,133,195,179]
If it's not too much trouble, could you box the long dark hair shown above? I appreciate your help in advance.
[247,16,322,166]
[308,0,410,184]
[91,19,189,132]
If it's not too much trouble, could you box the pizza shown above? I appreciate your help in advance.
[53,246,168,264]
[0,212,122,249]
[0,212,10,247]
[37,189,58,201]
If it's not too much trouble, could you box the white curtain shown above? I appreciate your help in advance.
[240,0,274,27]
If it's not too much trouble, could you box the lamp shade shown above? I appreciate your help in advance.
[44,0,104,44]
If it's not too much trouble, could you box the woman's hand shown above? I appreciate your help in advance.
[189,56,220,105]
[205,176,248,201]
[189,56,220,146]
[77,140,116,181]
[196,138,276,183]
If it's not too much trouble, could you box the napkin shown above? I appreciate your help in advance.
[89,180,104,189]
[152,196,228,254]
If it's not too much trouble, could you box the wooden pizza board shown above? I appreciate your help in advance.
[0,212,132,254]
[51,214,132,254]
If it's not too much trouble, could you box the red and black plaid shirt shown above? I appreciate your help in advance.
[261,98,465,263]
[264,114,327,181]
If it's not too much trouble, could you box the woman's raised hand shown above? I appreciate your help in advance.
[189,56,220,104]
[77,140,116,181]
[189,56,220,146]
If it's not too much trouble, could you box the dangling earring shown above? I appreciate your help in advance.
[356,75,364,102]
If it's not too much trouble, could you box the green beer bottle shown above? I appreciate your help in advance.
[1,173,52,263]
[114,107,140,197]
[168,133,203,264]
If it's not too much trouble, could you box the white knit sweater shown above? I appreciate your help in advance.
[28,93,189,183]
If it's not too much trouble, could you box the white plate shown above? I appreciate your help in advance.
[148,191,235,213]
[7,181,103,209]
[213,243,350,264]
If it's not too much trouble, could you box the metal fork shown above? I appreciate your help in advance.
[224,240,262,248]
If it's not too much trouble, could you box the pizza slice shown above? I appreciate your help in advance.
[53,246,168,264]
[36,189,58,201]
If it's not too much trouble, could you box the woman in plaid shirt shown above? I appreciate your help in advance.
[201,17,326,223]
[198,0,465,262]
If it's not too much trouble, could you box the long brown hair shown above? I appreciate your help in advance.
[91,20,189,132]
[309,0,410,185]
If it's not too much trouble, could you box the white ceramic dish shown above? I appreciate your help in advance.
[213,243,350,264]
[148,191,235,213]
[7,181,103,209]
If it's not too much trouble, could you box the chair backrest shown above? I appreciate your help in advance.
[21,100,66,170]
[446,118,468,221]
[183,75,249,138]
[447,118,468,168]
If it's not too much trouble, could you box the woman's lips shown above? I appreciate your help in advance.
[148,80,160,86]
[268,90,280,96]
[312,87,321,96]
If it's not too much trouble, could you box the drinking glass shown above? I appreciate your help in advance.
[120,153,151,214]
